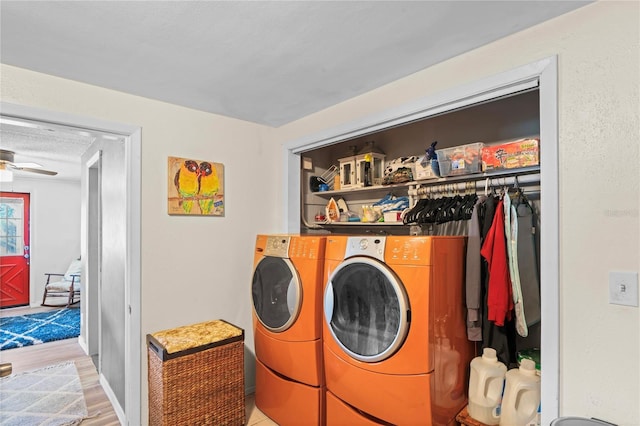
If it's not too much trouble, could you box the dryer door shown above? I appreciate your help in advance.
[252,256,302,332]
[324,256,410,362]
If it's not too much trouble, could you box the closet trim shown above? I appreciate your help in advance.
[283,56,559,423]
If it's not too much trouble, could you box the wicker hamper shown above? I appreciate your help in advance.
[147,320,245,426]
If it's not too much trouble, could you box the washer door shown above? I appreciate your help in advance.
[252,256,302,332]
[324,256,410,362]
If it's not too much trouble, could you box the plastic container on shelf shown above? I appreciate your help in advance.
[436,142,484,177]
[499,359,541,426]
[414,156,439,180]
[468,347,507,425]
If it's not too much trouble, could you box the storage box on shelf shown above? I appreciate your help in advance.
[414,157,440,180]
[436,142,484,177]
[481,138,539,171]
[383,211,404,223]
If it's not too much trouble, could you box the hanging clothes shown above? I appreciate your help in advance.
[514,193,541,326]
[465,196,485,341]
[481,199,513,327]
[504,193,528,337]
[480,196,516,366]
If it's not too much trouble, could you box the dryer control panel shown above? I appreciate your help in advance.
[345,236,386,261]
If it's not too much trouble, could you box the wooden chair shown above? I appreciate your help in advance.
[41,258,82,307]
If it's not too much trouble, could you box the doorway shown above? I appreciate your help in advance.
[0,192,30,308]
[0,102,141,426]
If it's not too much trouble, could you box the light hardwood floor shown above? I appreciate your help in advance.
[1,306,277,426]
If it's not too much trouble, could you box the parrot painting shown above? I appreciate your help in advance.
[174,160,200,213]
[198,161,219,214]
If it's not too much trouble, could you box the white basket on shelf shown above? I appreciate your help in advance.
[319,165,339,189]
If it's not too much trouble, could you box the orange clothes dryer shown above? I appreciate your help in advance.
[322,235,474,426]
[252,234,326,426]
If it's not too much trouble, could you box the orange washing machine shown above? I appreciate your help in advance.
[322,235,475,425]
[252,234,327,425]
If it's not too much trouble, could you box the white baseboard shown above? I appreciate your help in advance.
[77,335,89,355]
[99,373,127,425]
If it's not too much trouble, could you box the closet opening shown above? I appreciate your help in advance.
[283,57,559,424]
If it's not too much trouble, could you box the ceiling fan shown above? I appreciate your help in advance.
[0,149,58,181]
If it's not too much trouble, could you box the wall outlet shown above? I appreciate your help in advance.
[608,271,639,307]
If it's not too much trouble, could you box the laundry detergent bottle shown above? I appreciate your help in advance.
[468,347,507,425]
[499,359,541,426]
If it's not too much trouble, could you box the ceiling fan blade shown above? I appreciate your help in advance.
[12,162,44,169]
[1,151,58,176]
[12,166,58,176]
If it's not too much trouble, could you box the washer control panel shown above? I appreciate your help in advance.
[264,235,290,258]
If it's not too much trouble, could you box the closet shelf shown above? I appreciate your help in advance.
[314,221,405,227]
[312,181,411,198]
[312,166,540,198]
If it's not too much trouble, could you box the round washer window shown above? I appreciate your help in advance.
[324,257,409,362]
[252,256,301,332]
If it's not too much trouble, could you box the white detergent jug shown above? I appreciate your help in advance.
[499,359,541,426]
[468,347,507,425]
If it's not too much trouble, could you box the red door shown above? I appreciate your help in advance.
[0,192,30,308]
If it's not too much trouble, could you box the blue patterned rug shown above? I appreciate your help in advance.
[0,309,80,351]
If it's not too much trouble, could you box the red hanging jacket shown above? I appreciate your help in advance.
[480,199,513,326]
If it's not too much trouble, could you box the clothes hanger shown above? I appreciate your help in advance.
[403,198,430,224]
[512,175,535,216]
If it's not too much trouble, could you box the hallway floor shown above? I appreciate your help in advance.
[0,305,277,425]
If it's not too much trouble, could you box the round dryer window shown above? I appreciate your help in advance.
[324,257,410,362]
[252,256,302,332]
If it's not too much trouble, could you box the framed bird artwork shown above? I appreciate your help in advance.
[167,156,224,216]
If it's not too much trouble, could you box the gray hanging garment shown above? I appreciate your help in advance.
[516,196,541,326]
[465,196,485,341]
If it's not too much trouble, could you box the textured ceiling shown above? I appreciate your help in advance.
[1,1,590,180]
[1,1,590,128]
[0,119,100,180]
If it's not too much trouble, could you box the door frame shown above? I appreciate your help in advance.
[84,151,102,367]
[283,57,559,424]
[0,101,142,426]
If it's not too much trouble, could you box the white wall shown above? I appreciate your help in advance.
[0,176,81,306]
[274,2,639,424]
[0,64,281,424]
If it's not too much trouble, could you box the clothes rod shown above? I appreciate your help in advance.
[409,172,540,196]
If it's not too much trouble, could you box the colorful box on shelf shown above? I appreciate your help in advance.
[383,211,403,223]
[436,142,484,177]
[481,138,539,171]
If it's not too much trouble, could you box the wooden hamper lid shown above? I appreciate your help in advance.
[148,319,243,359]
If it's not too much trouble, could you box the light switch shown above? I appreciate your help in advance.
[609,271,639,307]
